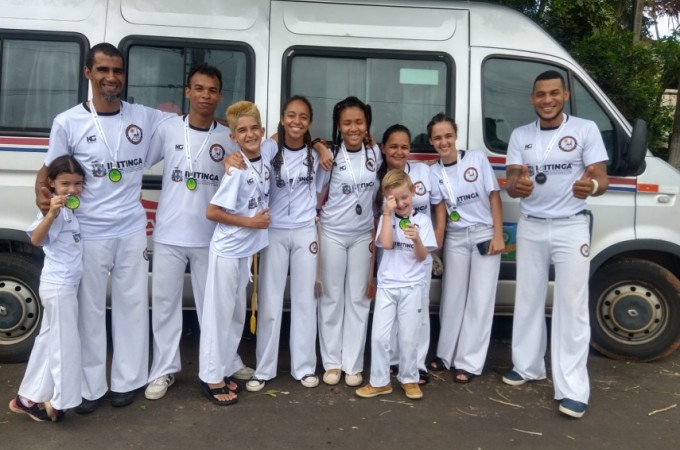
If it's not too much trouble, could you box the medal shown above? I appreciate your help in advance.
[355,204,362,215]
[186,177,197,191]
[108,168,122,182]
[399,218,411,230]
[449,210,461,222]
[535,172,547,184]
[65,195,80,210]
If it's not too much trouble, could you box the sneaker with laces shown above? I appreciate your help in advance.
[145,374,175,400]
[559,398,587,418]
[300,374,319,388]
[9,396,50,422]
[323,369,341,385]
[401,383,423,400]
[355,384,393,398]
[232,366,255,380]
[345,372,363,387]
[246,378,266,392]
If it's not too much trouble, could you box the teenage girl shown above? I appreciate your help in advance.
[427,113,504,383]
[246,95,326,391]
[10,155,85,422]
[376,125,434,384]
[318,96,383,387]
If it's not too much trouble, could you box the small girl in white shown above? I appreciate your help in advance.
[10,155,85,422]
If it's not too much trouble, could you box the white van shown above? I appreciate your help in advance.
[1,0,679,363]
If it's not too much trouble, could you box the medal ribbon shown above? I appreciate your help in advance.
[242,152,269,206]
[88,83,124,170]
[183,116,214,175]
[534,113,567,175]
[341,144,365,208]
[439,153,460,216]
[282,147,309,214]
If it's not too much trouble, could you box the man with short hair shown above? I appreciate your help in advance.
[35,42,172,412]
[503,70,609,419]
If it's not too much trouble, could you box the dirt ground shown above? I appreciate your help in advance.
[1,315,679,450]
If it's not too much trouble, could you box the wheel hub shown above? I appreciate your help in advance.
[0,280,39,342]
[598,283,664,343]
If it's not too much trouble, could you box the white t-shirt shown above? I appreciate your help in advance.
[266,140,326,229]
[209,145,275,258]
[27,210,82,285]
[430,149,500,232]
[407,161,433,216]
[375,210,437,288]
[320,143,383,235]
[45,101,172,239]
[148,116,238,247]
[506,115,609,218]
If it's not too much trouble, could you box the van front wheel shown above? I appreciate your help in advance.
[0,254,42,363]
[590,258,680,361]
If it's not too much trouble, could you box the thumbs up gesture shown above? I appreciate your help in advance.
[250,207,271,229]
[512,164,534,198]
[573,165,598,199]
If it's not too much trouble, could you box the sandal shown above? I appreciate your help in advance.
[223,376,243,394]
[200,381,238,406]
[418,369,430,385]
[429,357,447,372]
[453,369,476,384]
[389,365,399,375]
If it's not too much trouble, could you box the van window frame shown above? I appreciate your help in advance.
[119,35,256,109]
[281,45,454,153]
[0,30,88,137]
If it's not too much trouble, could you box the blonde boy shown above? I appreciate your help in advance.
[356,169,437,400]
[198,101,274,405]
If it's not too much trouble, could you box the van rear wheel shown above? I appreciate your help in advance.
[0,254,42,363]
[590,258,680,361]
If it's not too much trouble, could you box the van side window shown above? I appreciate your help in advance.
[123,41,253,117]
[482,58,570,154]
[571,78,617,160]
[0,36,84,133]
[286,50,452,150]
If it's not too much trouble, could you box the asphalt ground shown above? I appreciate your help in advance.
[1,314,679,450]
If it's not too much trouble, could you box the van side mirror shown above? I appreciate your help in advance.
[617,118,647,176]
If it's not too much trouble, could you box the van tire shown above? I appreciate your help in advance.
[590,258,680,361]
[0,254,42,363]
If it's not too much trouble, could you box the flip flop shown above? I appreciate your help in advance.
[418,370,430,385]
[453,369,476,384]
[429,357,447,372]
[223,376,244,394]
[200,381,238,406]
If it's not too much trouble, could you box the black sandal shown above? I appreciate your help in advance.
[453,369,476,384]
[223,376,244,394]
[429,357,447,372]
[200,381,238,406]
[418,369,430,385]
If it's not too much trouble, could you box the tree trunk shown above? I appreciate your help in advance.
[668,84,680,169]
[633,0,645,42]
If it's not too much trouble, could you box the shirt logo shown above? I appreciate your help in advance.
[171,169,183,182]
[414,181,426,196]
[366,158,376,172]
[126,124,143,144]
[248,198,258,209]
[341,183,352,195]
[580,243,590,257]
[464,167,478,183]
[91,163,107,178]
[559,136,578,152]
[72,232,81,243]
[309,241,318,254]
[524,144,533,150]
[175,144,184,151]
[87,135,97,143]
[210,144,225,162]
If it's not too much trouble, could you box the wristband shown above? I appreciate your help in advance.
[311,138,322,146]
[590,179,599,195]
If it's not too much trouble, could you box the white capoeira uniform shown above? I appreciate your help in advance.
[507,114,608,404]
[199,148,272,385]
[254,140,326,381]
[318,143,382,376]
[146,116,242,383]
[19,209,83,410]
[371,211,437,387]
[385,162,433,372]
[430,149,501,375]
[46,101,172,398]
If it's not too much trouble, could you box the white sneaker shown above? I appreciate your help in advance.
[301,374,319,388]
[246,378,266,392]
[345,373,363,387]
[323,369,341,385]
[145,374,175,400]
[232,366,255,380]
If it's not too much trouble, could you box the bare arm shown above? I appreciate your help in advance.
[432,202,447,250]
[573,162,608,199]
[206,204,270,229]
[35,165,51,215]
[30,195,66,246]
[488,190,505,255]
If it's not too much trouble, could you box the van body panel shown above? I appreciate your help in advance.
[120,0,260,30]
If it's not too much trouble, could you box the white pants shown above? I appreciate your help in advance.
[436,225,499,374]
[370,285,422,387]
[389,258,432,371]
[318,228,372,375]
[199,252,248,384]
[255,225,318,381]
[19,282,82,410]
[79,231,149,398]
[148,243,209,382]
[511,215,591,404]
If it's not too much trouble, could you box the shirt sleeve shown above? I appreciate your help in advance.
[429,165,443,204]
[417,215,437,252]
[209,169,242,213]
[375,215,385,249]
[45,118,71,166]
[505,128,524,167]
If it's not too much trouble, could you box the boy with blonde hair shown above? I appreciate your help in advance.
[198,101,275,405]
[356,169,436,400]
